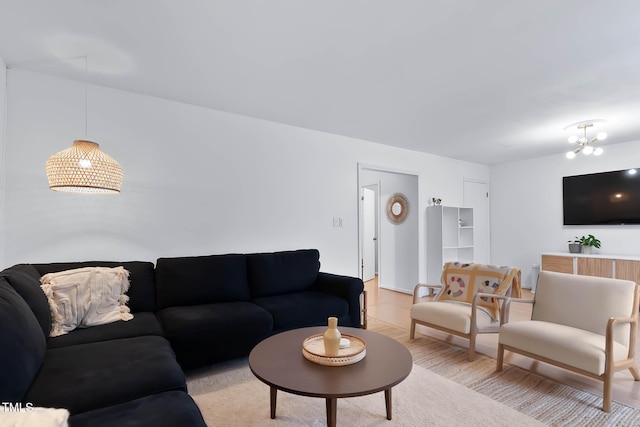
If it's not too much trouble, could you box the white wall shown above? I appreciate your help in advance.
[2,69,490,277]
[491,140,640,286]
[0,56,7,268]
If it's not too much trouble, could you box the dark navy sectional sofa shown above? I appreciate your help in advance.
[0,249,363,426]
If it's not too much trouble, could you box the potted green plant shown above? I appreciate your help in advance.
[569,234,601,254]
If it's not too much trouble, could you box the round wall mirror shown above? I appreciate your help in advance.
[386,193,409,224]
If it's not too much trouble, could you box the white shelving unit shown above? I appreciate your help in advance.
[427,206,474,284]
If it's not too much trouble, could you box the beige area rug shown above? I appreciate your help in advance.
[369,319,640,427]
[188,358,542,427]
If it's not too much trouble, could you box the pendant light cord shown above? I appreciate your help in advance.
[84,56,88,138]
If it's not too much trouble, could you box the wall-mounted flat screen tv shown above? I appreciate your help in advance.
[563,168,640,225]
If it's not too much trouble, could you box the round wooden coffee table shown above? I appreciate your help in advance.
[249,326,413,427]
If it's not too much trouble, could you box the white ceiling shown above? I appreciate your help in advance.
[2,0,640,165]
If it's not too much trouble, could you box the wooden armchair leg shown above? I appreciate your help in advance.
[409,319,416,339]
[629,364,640,381]
[496,343,504,371]
[603,369,613,412]
[468,334,476,361]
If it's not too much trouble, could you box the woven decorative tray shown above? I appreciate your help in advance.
[302,334,366,366]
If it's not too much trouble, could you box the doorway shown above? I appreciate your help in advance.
[358,164,419,294]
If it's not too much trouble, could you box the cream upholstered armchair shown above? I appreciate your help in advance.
[497,271,640,412]
[410,262,521,361]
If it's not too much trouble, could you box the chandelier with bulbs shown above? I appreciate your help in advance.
[564,120,607,159]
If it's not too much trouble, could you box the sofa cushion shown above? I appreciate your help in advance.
[46,312,163,349]
[69,391,206,427]
[33,261,157,313]
[24,336,186,414]
[0,277,46,402]
[247,249,320,298]
[1,264,52,336]
[253,290,350,331]
[158,301,272,370]
[40,266,134,337]
[155,254,250,308]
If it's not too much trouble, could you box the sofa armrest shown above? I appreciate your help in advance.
[315,272,364,327]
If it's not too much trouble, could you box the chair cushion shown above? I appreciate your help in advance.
[253,290,350,331]
[155,254,250,308]
[0,277,46,402]
[46,312,163,349]
[247,249,320,298]
[499,320,629,375]
[1,264,52,336]
[69,391,206,427]
[34,261,157,313]
[39,267,133,337]
[436,262,519,320]
[24,336,186,414]
[410,301,496,334]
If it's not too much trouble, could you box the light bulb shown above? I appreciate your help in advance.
[596,132,607,140]
[628,169,637,175]
[593,147,603,155]
[566,150,576,159]
[578,137,588,144]
[568,135,578,143]
[583,145,594,155]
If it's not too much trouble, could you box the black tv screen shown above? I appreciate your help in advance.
[563,168,640,225]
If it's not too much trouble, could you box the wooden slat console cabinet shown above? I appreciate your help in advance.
[615,259,640,287]
[541,253,640,285]
[577,257,613,278]
[540,255,574,274]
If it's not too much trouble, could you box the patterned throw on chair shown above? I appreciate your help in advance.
[436,262,522,320]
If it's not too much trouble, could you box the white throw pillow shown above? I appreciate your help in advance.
[0,406,69,427]
[40,266,134,337]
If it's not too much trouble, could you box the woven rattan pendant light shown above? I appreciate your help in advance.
[45,57,123,194]
[46,140,123,193]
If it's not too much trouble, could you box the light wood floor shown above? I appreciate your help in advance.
[365,276,640,409]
